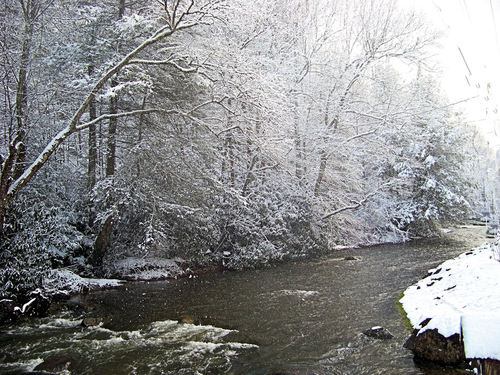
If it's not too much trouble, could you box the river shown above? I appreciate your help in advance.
[0,226,488,375]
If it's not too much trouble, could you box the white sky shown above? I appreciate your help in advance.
[401,0,500,148]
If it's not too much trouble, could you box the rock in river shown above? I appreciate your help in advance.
[33,353,79,373]
[363,326,394,340]
[404,329,464,365]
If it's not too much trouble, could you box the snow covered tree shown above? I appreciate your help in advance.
[0,0,224,235]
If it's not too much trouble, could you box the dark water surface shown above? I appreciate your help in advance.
[0,226,488,375]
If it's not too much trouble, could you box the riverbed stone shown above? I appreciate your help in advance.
[362,326,394,340]
[344,256,357,261]
[33,353,79,372]
[177,314,201,325]
[81,315,112,327]
[404,329,464,364]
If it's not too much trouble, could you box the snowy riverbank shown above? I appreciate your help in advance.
[400,240,500,362]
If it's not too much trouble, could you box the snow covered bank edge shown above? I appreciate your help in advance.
[400,241,500,363]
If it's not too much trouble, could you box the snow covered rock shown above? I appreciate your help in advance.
[400,242,500,366]
[43,269,124,296]
[109,257,186,280]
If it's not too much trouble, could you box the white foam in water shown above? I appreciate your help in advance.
[274,289,320,298]
[38,318,82,329]
[1,318,258,374]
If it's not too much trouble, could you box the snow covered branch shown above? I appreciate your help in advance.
[321,193,376,220]
[129,59,198,73]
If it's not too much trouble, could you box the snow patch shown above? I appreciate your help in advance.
[43,269,124,295]
[400,242,500,360]
[462,312,500,360]
[110,257,186,280]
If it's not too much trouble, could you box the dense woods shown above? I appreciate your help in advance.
[0,0,491,299]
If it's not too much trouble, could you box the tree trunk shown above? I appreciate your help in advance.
[92,215,114,266]
[314,149,328,197]
[13,5,36,180]
[106,93,117,177]
[92,0,126,266]
[0,196,7,236]
[241,154,257,196]
[87,65,97,192]
[136,95,147,178]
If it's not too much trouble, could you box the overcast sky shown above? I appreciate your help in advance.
[402,0,500,146]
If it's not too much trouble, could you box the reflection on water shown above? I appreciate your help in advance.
[0,226,488,375]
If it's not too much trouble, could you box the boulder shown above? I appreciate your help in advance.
[363,326,394,340]
[33,354,79,373]
[177,315,199,325]
[81,315,112,327]
[404,329,464,365]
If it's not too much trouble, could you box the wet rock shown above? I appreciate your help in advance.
[81,315,111,327]
[82,317,100,327]
[0,350,15,363]
[404,329,464,365]
[177,315,199,325]
[483,359,500,375]
[344,256,357,261]
[0,299,16,324]
[363,326,394,340]
[33,354,79,373]
[471,359,500,375]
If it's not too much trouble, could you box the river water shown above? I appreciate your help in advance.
[0,226,488,375]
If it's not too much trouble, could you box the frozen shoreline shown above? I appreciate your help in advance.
[400,240,500,361]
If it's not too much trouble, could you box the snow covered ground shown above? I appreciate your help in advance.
[109,257,187,280]
[43,269,124,296]
[400,241,500,360]
[40,257,188,298]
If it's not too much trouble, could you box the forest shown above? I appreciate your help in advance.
[0,0,493,301]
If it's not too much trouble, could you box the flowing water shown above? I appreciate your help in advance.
[0,226,488,375]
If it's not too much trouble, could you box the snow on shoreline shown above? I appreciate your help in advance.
[43,269,124,296]
[110,257,187,280]
[40,257,190,298]
[400,241,500,360]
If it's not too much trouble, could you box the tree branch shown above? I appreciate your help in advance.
[321,193,375,220]
[75,109,166,131]
[129,59,198,73]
